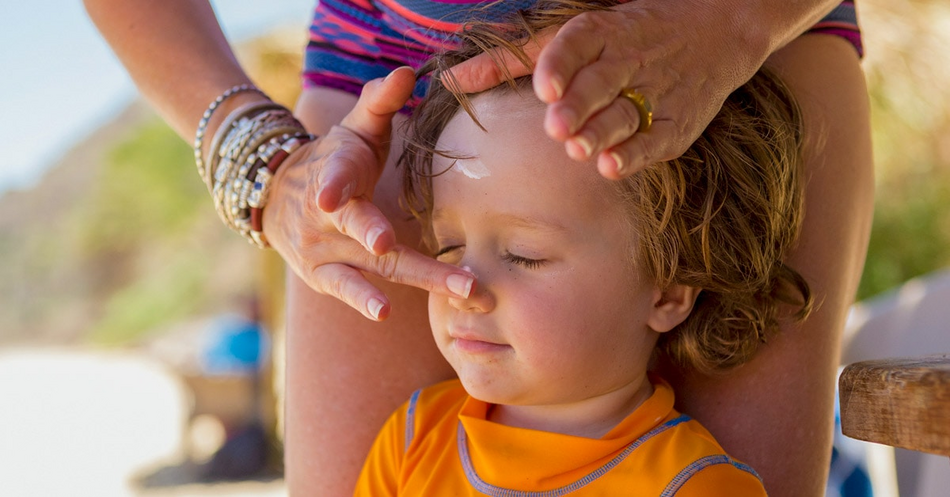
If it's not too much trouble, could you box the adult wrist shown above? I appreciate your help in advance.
[709,0,775,86]
[195,84,316,248]
[727,0,840,61]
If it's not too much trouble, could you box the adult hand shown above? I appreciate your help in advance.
[263,67,476,321]
[447,0,769,179]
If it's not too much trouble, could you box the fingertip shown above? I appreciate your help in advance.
[366,225,396,255]
[382,66,416,91]
[315,185,336,212]
[385,65,413,81]
[461,265,478,296]
[596,151,624,180]
[316,181,354,212]
[368,297,390,321]
[564,140,585,162]
[565,135,593,161]
[446,272,476,299]
[534,74,564,103]
[358,66,416,117]
[544,108,572,141]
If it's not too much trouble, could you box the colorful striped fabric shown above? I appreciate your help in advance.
[303,0,534,106]
[808,1,863,58]
[302,0,863,104]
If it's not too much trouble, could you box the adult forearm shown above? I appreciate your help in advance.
[83,0,266,142]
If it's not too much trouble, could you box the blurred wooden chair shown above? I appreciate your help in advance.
[840,268,950,496]
[839,355,950,457]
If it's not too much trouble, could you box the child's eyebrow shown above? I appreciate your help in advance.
[494,213,569,233]
[432,209,569,234]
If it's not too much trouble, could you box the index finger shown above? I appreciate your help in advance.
[352,244,477,299]
[444,32,551,94]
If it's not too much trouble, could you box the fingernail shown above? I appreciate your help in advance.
[365,226,385,251]
[550,77,565,100]
[610,151,625,175]
[446,273,475,299]
[545,108,574,139]
[368,298,385,320]
[560,108,578,134]
[572,134,594,159]
[385,66,412,81]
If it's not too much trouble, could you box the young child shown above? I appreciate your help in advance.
[355,2,811,495]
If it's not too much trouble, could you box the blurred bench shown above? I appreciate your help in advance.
[839,355,950,458]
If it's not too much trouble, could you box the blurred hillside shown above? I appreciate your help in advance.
[0,29,305,346]
[1,0,949,346]
[858,0,950,297]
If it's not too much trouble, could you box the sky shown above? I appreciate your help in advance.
[0,1,313,195]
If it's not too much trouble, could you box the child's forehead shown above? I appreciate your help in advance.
[436,90,547,152]
[431,89,622,207]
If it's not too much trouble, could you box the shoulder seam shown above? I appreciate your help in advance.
[404,389,422,453]
[660,454,763,496]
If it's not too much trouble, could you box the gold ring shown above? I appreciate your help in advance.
[619,88,653,132]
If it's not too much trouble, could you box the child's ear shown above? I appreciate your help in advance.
[647,284,701,333]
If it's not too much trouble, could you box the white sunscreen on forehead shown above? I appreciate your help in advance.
[453,158,491,180]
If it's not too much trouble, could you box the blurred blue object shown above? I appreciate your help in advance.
[200,314,268,375]
[827,384,874,497]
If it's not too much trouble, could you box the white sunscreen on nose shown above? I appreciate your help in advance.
[453,158,491,180]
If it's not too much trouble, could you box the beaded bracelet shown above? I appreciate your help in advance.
[205,101,286,191]
[223,124,304,228]
[216,113,299,225]
[247,134,314,248]
[194,84,265,182]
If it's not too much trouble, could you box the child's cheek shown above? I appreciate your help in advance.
[509,274,570,329]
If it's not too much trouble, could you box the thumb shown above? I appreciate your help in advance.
[339,66,416,160]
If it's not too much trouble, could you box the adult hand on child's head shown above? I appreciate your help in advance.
[262,67,476,321]
[447,0,767,179]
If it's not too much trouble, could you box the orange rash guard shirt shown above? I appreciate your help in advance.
[355,377,767,496]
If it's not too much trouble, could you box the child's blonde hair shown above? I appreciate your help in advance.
[401,0,812,374]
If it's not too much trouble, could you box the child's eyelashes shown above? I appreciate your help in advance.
[503,251,546,269]
[434,245,463,261]
[433,245,547,269]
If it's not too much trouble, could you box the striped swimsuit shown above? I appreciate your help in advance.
[302,0,862,102]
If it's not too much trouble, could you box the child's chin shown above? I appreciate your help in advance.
[458,376,520,405]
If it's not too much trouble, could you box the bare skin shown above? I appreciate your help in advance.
[84,1,871,496]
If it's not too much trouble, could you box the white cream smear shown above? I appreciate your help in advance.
[453,158,491,180]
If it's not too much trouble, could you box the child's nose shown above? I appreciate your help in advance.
[448,265,495,313]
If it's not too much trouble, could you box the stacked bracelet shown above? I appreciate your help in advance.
[196,84,316,248]
[194,84,265,183]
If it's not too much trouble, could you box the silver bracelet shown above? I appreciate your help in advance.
[223,123,301,227]
[194,84,266,182]
[205,102,285,190]
[201,99,315,247]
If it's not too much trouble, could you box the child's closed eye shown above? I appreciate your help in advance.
[434,245,463,263]
[503,251,546,269]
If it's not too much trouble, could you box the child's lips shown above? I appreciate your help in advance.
[449,330,509,354]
